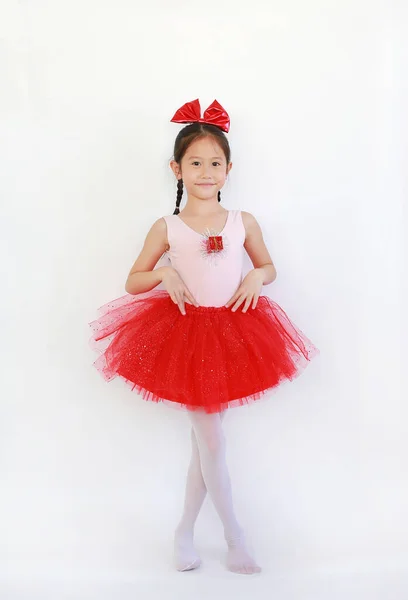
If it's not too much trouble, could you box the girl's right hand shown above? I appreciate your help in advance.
[159,266,199,315]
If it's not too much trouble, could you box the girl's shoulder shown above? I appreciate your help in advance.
[148,216,169,232]
[240,210,259,229]
[240,210,256,222]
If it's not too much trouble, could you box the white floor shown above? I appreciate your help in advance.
[1,556,407,600]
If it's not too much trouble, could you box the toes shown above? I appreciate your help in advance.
[229,563,253,574]
[249,565,261,574]
[230,564,242,574]
[226,549,262,574]
[241,565,252,575]
[230,563,261,575]
[248,563,261,574]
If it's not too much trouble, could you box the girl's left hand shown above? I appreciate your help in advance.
[225,268,264,312]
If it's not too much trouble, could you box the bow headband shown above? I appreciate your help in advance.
[170,98,230,133]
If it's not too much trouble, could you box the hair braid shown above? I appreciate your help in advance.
[173,179,183,215]
[218,190,221,203]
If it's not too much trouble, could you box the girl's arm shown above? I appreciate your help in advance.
[125,218,198,314]
[225,212,277,312]
[125,218,170,295]
[242,211,277,284]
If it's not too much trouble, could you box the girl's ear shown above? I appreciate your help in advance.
[226,162,233,175]
[170,160,182,179]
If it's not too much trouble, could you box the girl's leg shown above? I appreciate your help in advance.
[189,411,261,575]
[174,411,226,571]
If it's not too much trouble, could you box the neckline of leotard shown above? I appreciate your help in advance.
[176,210,231,237]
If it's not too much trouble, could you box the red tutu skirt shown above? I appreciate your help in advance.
[89,291,319,413]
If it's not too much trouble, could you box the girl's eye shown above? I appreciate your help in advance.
[191,161,222,166]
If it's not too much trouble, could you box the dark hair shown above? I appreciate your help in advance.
[172,123,231,215]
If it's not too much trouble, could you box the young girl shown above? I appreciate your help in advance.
[89,98,319,575]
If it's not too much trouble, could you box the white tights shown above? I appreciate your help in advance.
[174,411,261,574]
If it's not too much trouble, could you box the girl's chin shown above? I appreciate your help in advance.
[187,190,220,200]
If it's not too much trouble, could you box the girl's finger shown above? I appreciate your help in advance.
[225,287,243,308]
[179,301,186,315]
[231,295,245,312]
[184,287,199,307]
[176,291,186,315]
[242,295,253,313]
[252,293,260,309]
[225,295,236,308]
[169,291,178,305]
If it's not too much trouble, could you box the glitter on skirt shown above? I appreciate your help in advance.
[89,291,319,413]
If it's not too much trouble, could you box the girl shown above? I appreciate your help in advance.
[89,98,319,575]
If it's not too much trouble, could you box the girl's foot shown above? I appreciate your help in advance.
[225,531,262,575]
[174,526,201,572]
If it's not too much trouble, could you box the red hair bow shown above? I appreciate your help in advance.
[170,98,230,133]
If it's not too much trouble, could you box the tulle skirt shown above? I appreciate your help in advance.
[89,291,319,413]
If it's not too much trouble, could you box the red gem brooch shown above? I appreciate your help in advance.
[207,235,224,253]
[200,229,228,264]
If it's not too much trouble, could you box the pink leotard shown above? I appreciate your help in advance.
[162,210,245,307]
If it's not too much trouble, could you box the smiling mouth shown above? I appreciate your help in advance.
[196,183,215,186]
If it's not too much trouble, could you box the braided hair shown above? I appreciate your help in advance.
[174,179,184,215]
[172,123,231,215]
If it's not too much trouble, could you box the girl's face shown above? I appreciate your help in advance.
[170,136,232,203]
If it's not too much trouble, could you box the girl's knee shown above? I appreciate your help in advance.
[199,427,225,456]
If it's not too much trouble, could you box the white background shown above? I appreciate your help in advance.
[1,1,407,598]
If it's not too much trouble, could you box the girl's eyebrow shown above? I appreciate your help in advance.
[187,155,224,160]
